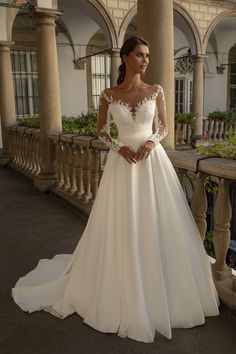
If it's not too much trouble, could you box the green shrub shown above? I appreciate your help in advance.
[17,113,118,139]
[197,130,236,160]
[175,112,196,129]
[204,231,215,258]
[17,117,40,129]
[208,109,236,123]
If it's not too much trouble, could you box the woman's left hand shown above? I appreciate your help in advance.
[135,141,155,161]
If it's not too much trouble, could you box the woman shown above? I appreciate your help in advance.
[12,36,220,343]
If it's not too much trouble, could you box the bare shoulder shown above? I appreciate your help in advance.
[152,83,163,91]
[142,83,163,94]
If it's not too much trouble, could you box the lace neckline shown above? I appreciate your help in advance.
[102,90,159,116]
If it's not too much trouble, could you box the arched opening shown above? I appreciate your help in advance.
[204,14,236,114]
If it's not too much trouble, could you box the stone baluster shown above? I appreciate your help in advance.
[15,127,21,167]
[175,167,186,188]
[191,172,208,240]
[57,141,65,189]
[73,138,84,199]
[212,178,232,279]
[78,137,93,203]
[55,141,63,187]
[33,129,41,175]
[14,127,20,167]
[187,123,192,144]
[60,135,74,192]
[25,129,32,173]
[218,121,224,141]
[70,143,78,195]
[28,130,34,174]
[90,145,100,202]
[61,140,70,191]
[29,131,35,174]
[17,127,25,169]
[92,140,109,183]
[31,130,38,175]
[213,120,219,141]
[208,119,214,142]
[203,119,209,141]
[48,132,61,185]
[23,130,28,170]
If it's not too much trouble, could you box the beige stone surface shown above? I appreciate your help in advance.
[0,41,16,159]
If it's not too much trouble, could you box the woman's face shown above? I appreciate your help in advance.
[124,44,150,75]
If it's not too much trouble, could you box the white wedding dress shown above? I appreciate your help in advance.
[12,85,220,343]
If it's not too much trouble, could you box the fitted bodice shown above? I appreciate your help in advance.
[97,85,167,152]
[104,93,158,147]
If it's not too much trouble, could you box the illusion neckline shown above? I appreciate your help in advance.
[102,90,159,116]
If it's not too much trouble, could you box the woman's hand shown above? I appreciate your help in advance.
[118,146,137,164]
[135,141,155,161]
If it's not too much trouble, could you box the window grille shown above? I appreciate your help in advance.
[11,50,39,118]
[91,53,110,110]
[175,56,193,75]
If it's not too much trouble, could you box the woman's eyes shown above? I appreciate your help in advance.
[137,53,150,58]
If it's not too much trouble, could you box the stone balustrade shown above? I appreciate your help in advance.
[6,125,41,177]
[175,119,236,146]
[5,125,236,312]
[168,150,236,311]
[48,132,108,215]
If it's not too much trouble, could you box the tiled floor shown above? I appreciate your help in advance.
[0,167,235,354]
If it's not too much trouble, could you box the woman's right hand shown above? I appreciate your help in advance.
[118,146,137,164]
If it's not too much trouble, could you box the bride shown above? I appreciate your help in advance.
[12,36,220,343]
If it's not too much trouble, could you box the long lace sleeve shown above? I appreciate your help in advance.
[97,91,125,152]
[147,85,168,146]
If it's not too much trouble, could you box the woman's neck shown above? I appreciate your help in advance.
[120,73,143,90]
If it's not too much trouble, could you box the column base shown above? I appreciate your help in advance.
[191,135,203,148]
[34,172,57,192]
[0,153,11,166]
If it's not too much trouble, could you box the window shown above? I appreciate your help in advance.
[11,50,39,117]
[91,53,110,110]
[175,78,185,113]
[175,77,193,113]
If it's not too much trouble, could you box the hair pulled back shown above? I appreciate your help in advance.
[117,36,149,85]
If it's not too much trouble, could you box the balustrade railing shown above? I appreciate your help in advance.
[5,125,236,312]
[175,119,236,145]
[6,126,41,177]
[168,150,236,311]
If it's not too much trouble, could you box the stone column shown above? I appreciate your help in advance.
[191,55,205,143]
[137,0,175,150]
[110,49,120,88]
[0,41,16,166]
[33,8,62,191]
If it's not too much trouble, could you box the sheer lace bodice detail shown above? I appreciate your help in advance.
[97,84,168,152]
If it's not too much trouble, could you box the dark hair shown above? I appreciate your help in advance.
[117,36,149,85]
